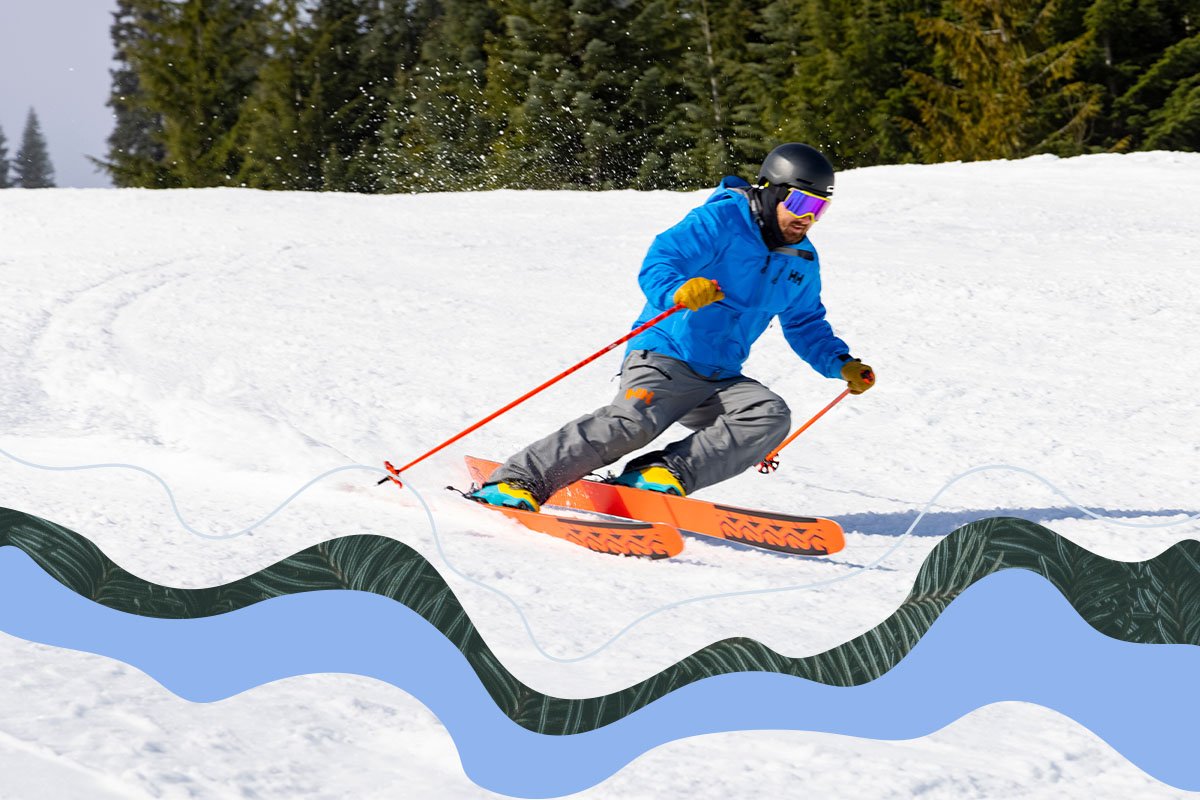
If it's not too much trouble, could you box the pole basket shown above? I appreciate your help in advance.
[378,461,404,489]
[756,388,851,476]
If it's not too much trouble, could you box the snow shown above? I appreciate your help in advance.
[1,151,1199,797]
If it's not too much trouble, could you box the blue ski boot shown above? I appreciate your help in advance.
[611,465,686,496]
[468,482,541,512]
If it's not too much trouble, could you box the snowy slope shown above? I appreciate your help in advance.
[1,152,1198,798]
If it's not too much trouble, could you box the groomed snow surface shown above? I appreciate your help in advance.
[1,152,1198,798]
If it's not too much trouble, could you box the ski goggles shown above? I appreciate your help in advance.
[780,187,831,221]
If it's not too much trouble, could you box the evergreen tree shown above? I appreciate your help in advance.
[482,0,581,188]
[1120,32,1200,150]
[100,0,170,186]
[1058,0,1199,151]
[755,0,928,169]
[571,0,718,189]
[904,0,1099,162]
[569,0,635,187]
[14,108,56,188]
[1069,0,1200,152]
[306,0,380,190]
[0,125,11,189]
[664,0,761,185]
[600,0,765,190]
[240,0,421,192]
[624,0,695,189]
[238,0,326,190]
[380,0,497,191]
[352,0,434,189]
[481,0,704,190]
[122,0,264,187]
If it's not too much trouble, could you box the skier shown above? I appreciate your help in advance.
[470,143,875,512]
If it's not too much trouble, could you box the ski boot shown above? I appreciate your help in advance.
[611,465,686,496]
[468,481,541,513]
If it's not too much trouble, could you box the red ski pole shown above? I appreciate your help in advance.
[380,304,685,487]
[757,388,851,474]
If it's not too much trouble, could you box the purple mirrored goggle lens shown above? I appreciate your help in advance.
[781,187,830,220]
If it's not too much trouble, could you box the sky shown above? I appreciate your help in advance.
[0,0,118,188]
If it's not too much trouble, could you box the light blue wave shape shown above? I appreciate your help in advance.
[1,547,1196,797]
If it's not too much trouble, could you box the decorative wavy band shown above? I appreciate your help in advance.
[2,509,1198,735]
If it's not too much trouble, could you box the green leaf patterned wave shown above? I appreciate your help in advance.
[3,509,1198,734]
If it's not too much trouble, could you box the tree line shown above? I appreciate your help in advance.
[0,109,56,189]
[102,0,1199,193]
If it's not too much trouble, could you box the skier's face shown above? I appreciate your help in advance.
[776,202,815,244]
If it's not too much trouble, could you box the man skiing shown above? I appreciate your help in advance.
[470,143,875,512]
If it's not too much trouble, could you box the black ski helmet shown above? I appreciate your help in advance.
[756,143,835,198]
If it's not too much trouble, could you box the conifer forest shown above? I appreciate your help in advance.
[103,0,1200,192]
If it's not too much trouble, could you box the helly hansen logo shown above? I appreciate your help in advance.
[626,388,655,405]
[787,270,805,286]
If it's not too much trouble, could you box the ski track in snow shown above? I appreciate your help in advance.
[2,153,1199,797]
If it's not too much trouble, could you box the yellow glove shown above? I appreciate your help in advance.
[673,278,724,311]
[841,359,876,394]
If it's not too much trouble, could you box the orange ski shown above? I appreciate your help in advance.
[466,456,844,556]
[471,502,683,559]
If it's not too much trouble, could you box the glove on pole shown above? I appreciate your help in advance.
[380,304,685,488]
[673,278,724,311]
[841,359,876,394]
[757,388,851,474]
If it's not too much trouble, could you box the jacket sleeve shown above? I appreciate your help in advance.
[779,270,853,379]
[638,205,723,308]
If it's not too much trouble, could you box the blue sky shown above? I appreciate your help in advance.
[0,0,118,188]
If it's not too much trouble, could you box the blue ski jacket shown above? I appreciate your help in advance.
[626,176,853,380]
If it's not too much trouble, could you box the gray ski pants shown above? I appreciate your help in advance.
[490,350,792,505]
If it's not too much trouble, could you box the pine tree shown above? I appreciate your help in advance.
[1120,32,1200,150]
[665,0,758,184]
[100,0,170,187]
[1074,0,1200,152]
[0,125,11,189]
[351,0,432,190]
[238,0,325,190]
[624,0,694,189]
[122,0,264,187]
[904,0,1099,162]
[379,0,497,191]
[306,0,378,190]
[626,0,771,189]
[482,0,579,188]
[755,0,928,169]
[482,0,700,190]
[239,0,420,192]
[14,108,56,188]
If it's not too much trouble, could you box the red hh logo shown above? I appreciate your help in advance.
[626,387,655,405]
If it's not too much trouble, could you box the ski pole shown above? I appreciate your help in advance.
[757,388,851,474]
[380,304,685,487]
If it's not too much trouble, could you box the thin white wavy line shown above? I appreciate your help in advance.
[0,448,369,541]
[1,447,1196,663]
